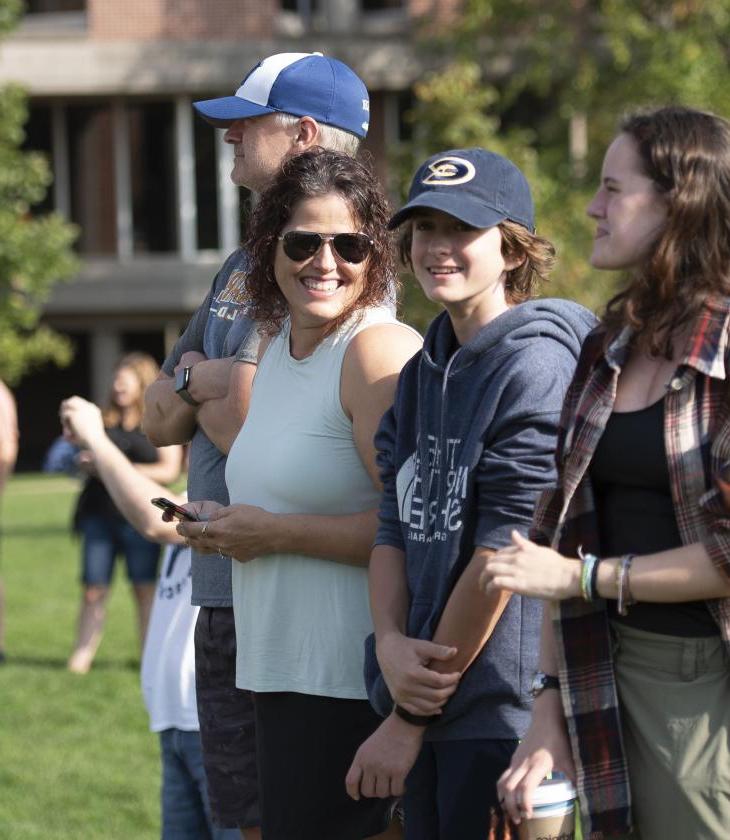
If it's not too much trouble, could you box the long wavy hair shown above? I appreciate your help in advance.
[102,352,159,428]
[602,106,730,356]
[243,148,396,336]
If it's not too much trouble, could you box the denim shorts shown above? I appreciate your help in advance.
[159,728,240,840]
[194,606,259,830]
[78,515,160,586]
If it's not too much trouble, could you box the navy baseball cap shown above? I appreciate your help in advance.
[388,148,535,232]
[193,52,370,139]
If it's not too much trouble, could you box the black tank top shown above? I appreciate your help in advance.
[73,425,160,528]
[590,398,717,637]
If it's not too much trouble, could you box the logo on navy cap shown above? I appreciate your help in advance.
[422,156,476,187]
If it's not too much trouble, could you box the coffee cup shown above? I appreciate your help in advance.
[516,777,576,840]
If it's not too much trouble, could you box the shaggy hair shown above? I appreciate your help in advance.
[397,218,555,304]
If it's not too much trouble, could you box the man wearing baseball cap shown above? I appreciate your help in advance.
[144,52,370,838]
[345,148,596,838]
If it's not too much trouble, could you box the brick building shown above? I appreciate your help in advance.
[0,0,457,467]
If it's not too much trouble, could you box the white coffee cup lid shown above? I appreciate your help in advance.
[531,778,576,807]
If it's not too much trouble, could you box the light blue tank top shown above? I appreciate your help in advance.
[226,307,414,698]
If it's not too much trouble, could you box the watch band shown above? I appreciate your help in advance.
[175,366,199,407]
[530,672,560,698]
[393,704,438,727]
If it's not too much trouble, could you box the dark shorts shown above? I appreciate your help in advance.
[403,738,518,840]
[78,515,160,586]
[254,691,395,840]
[194,606,259,830]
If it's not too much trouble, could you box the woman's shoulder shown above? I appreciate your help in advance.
[347,314,422,362]
[351,304,421,337]
[341,315,422,388]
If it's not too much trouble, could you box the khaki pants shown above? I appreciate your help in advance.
[608,621,730,840]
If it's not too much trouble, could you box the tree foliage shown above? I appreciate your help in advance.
[0,0,78,384]
[396,1,730,330]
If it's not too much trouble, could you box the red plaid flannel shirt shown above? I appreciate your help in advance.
[531,296,730,837]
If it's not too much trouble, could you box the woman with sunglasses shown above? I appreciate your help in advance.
[484,106,730,839]
[179,148,421,840]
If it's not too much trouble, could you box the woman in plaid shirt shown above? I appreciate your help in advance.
[482,106,730,839]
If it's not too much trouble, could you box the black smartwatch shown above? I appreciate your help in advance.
[529,672,560,698]
[175,366,199,407]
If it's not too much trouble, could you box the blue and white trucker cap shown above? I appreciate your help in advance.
[193,52,370,139]
[388,148,535,232]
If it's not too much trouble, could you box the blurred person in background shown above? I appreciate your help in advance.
[61,395,238,840]
[64,352,182,674]
[0,378,18,664]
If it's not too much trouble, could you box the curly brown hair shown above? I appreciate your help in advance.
[602,106,730,356]
[397,219,555,304]
[243,148,396,336]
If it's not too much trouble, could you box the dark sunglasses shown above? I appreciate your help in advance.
[278,231,374,264]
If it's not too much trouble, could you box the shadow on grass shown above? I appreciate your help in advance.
[5,655,140,671]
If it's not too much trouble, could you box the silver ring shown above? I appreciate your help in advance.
[201,521,209,538]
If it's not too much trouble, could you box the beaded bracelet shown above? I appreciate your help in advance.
[589,552,601,600]
[617,553,636,616]
[578,547,600,602]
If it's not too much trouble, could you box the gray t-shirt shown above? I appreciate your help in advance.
[162,248,259,607]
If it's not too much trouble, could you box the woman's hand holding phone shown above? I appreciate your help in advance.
[150,497,199,522]
[173,500,226,553]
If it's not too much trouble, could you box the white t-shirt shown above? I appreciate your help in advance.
[226,308,412,699]
[140,543,199,732]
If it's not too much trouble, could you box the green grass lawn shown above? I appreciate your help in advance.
[0,474,585,839]
[1,474,161,839]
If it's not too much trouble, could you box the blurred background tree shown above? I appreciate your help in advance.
[394,0,730,332]
[0,0,78,385]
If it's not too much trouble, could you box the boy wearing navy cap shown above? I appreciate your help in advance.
[144,53,370,839]
[346,149,596,838]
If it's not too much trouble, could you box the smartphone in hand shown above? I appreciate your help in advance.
[151,497,198,522]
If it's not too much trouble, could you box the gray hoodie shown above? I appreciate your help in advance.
[365,299,597,741]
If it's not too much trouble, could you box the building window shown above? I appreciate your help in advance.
[67,103,117,255]
[14,331,90,470]
[277,0,323,33]
[23,104,55,215]
[360,0,407,34]
[121,330,166,365]
[280,0,320,13]
[28,95,248,258]
[395,89,415,142]
[362,0,402,9]
[24,0,85,12]
[127,102,177,253]
[194,119,219,251]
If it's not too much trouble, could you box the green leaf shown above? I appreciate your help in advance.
[0,3,79,383]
